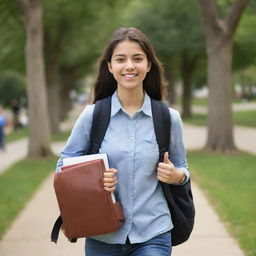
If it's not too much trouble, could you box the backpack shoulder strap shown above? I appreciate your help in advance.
[87,96,112,154]
[150,99,171,162]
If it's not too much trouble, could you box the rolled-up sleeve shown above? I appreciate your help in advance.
[169,108,190,183]
[56,104,94,171]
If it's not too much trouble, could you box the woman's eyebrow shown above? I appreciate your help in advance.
[133,53,145,56]
[113,53,145,57]
[114,54,126,57]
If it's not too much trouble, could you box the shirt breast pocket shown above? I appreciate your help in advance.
[140,133,159,153]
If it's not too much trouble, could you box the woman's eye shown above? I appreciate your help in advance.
[116,58,125,62]
[134,58,143,62]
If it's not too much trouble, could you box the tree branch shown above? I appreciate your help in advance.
[225,0,251,38]
[198,0,222,35]
[12,0,29,16]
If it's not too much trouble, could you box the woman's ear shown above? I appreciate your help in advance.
[147,62,152,72]
[107,62,113,73]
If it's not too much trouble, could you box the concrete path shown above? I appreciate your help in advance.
[0,138,28,175]
[1,105,255,255]
[0,103,83,175]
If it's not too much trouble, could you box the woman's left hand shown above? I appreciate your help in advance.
[157,152,185,184]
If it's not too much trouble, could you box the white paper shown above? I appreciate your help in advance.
[63,153,109,169]
[62,153,116,203]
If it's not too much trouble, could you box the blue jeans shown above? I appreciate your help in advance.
[85,232,172,256]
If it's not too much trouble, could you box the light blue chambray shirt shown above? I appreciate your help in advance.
[56,90,189,244]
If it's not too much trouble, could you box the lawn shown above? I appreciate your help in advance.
[52,129,71,142]
[188,150,256,256]
[6,128,29,143]
[185,110,256,128]
[0,157,58,239]
[5,128,71,144]
[234,110,256,128]
[191,97,256,107]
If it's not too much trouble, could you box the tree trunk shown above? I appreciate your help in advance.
[181,51,197,119]
[198,0,250,152]
[23,0,52,157]
[205,39,236,152]
[46,54,61,134]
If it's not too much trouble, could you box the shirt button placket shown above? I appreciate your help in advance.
[129,118,136,201]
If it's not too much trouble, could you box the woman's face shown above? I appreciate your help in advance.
[108,40,151,92]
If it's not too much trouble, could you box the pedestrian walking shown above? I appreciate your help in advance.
[0,105,8,151]
[56,27,190,256]
[11,99,21,131]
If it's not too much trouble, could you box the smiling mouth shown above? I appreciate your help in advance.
[122,74,138,78]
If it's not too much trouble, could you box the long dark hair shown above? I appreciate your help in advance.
[92,27,166,103]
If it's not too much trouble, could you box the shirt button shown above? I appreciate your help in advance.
[130,136,135,140]
[130,153,134,156]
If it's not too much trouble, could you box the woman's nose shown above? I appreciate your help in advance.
[125,59,135,70]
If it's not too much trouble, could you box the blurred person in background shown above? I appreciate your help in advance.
[11,99,22,131]
[0,105,8,151]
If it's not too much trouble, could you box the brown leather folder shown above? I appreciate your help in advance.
[54,159,125,239]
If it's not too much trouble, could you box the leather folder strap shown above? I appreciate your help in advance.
[51,215,77,243]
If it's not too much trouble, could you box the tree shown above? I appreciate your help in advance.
[14,0,52,157]
[198,0,251,152]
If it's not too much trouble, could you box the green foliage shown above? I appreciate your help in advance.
[44,0,126,66]
[125,0,204,60]
[43,0,127,94]
[0,0,25,73]
[0,71,26,106]
[233,67,256,93]
[188,151,256,256]
[233,3,256,71]
[123,0,206,87]
[0,157,57,239]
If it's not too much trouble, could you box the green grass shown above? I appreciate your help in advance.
[234,110,256,128]
[184,110,256,128]
[4,128,71,144]
[52,129,71,142]
[192,97,256,106]
[192,97,208,106]
[0,157,58,239]
[188,151,256,256]
[184,113,207,126]
[6,128,29,143]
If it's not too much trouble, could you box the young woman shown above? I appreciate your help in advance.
[56,27,189,256]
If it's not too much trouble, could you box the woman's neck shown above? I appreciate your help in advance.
[117,88,144,117]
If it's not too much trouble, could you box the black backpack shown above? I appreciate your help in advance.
[51,96,195,246]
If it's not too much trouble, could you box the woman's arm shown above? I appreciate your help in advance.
[56,105,94,171]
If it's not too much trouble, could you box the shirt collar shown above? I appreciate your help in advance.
[111,90,152,117]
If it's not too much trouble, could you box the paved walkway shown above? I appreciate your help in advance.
[1,104,255,255]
